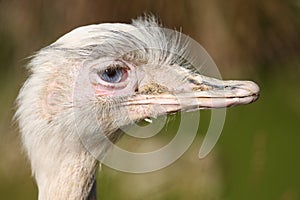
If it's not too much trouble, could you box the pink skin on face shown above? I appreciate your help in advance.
[93,85,116,97]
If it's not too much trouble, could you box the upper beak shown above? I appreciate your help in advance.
[122,75,259,119]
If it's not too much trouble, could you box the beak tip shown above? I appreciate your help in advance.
[232,80,260,97]
[238,80,260,104]
[247,81,260,95]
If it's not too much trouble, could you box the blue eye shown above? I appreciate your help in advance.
[99,67,124,83]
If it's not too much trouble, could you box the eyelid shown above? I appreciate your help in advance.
[98,60,131,73]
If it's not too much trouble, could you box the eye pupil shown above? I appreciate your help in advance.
[105,68,117,77]
[99,68,123,83]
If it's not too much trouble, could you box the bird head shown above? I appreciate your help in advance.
[16,16,260,168]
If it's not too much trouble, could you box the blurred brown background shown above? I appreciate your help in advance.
[0,0,300,199]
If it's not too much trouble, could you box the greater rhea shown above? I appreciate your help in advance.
[15,17,259,199]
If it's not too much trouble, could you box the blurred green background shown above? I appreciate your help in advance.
[0,0,300,199]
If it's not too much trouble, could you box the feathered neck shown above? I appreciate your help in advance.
[35,150,99,200]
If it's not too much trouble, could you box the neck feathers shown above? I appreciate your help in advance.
[35,150,99,200]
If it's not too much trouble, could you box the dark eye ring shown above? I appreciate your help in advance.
[98,65,128,83]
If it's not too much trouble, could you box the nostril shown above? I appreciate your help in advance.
[188,78,201,85]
